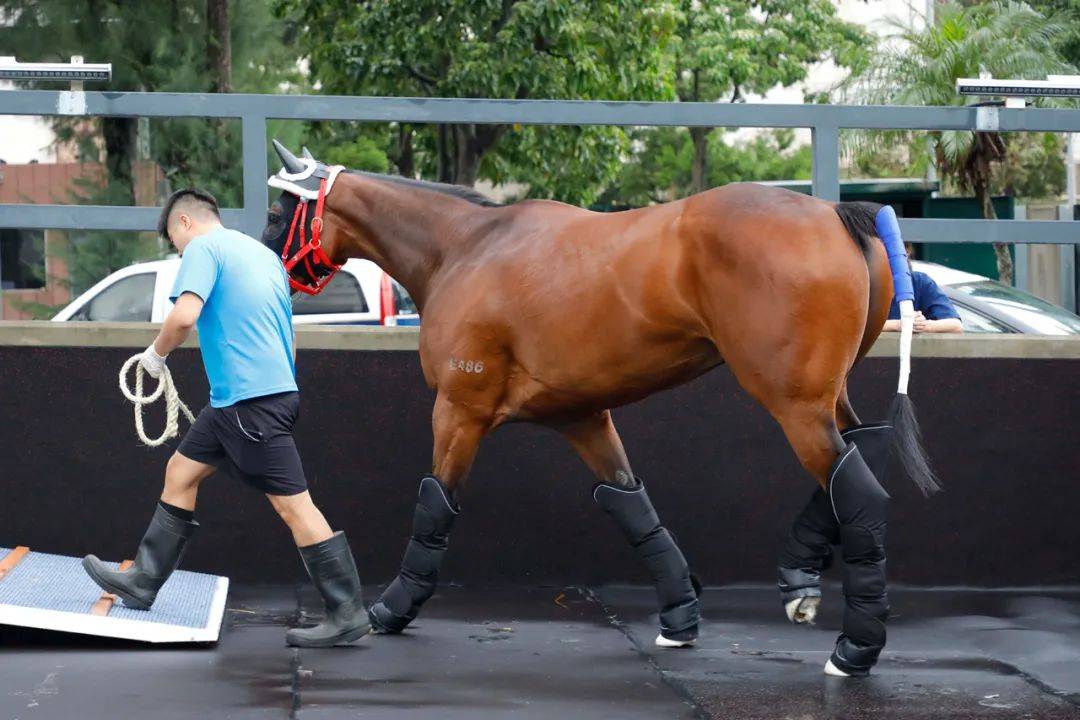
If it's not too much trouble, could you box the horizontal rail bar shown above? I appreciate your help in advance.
[899,218,1078,245]
[0,204,245,231]
[0,204,1073,244]
[2,90,1079,132]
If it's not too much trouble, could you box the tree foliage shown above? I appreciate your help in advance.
[846,0,1076,283]
[603,127,812,207]
[669,0,870,192]
[275,0,679,203]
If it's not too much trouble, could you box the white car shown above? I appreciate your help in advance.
[912,260,1080,335]
[51,257,419,326]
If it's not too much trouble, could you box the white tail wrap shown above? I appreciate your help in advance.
[119,355,196,447]
[897,299,914,395]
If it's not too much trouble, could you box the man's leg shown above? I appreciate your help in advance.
[161,451,217,512]
[268,491,370,647]
[266,491,333,547]
[82,451,213,609]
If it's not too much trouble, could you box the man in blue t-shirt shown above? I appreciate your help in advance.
[882,247,963,334]
[82,188,369,647]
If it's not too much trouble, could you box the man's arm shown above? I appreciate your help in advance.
[917,316,963,334]
[153,293,205,355]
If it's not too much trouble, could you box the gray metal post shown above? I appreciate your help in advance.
[811,125,841,201]
[1060,205,1076,312]
[240,114,268,238]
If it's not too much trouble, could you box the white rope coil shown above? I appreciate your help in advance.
[119,354,196,447]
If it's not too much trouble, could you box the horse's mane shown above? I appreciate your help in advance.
[350,171,505,208]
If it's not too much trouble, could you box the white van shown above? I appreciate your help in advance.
[51,258,419,326]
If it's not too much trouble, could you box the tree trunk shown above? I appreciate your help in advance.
[395,124,415,178]
[974,179,1014,285]
[436,124,453,183]
[207,0,232,93]
[447,123,506,186]
[689,126,710,195]
[453,125,482,186]
[102,117,137,204]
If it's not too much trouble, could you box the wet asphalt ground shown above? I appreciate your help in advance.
[1,584,1078,719]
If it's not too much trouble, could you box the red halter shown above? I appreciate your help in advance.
[279,178,342,295]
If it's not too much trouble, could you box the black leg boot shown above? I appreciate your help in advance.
[594,480,700,647]
[286,531,370,647]
[368,476,459,634]
[82,504,199,610]
[778,488,837,624]
[825,443,890,677]
[777,423,892,625]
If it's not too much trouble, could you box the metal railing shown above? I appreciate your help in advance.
[0,89,1077,246]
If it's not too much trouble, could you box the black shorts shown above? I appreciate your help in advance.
[176,391,307,496]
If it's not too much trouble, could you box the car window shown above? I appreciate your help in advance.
[953,304,1009,334]
[75,273,156,322]
[392,280,417,315]
[292,272,369,315]
[951,281,1080,335]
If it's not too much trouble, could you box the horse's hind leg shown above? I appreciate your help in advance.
[772,399,891,677]
[368,395,489,634]
[558,412,700,648]
[777,382,866,625]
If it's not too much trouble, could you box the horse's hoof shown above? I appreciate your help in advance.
[785,596,820,625]
[655,633,695,648]
[824,658,852,677]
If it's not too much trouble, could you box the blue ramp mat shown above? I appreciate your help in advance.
[0,547,228,642]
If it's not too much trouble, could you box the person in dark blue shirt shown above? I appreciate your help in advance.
[883,247,963,334]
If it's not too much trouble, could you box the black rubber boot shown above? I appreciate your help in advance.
[82,504,199,610]
[827,443,890,677]
[594,480,700,645]
[286,531,370,647]
[368,476,459,634]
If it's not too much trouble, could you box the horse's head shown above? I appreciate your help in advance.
[262,140,348,295]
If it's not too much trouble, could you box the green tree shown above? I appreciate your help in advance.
[670,0,870,193]
[1,0,298,312]
[1,0,295,204]
[1027,0,1080,65]
[602,127,812,207]
[275,0,677,203]
[848,1,1075,284]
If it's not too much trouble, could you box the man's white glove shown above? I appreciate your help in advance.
[140,343,168,379]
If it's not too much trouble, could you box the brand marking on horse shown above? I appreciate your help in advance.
[449,357,484,374]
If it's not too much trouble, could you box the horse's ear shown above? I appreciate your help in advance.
[272,138,306,174]
[301,146,315,160]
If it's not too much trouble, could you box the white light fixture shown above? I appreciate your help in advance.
[0,56,111,83]
[956,76,1080,98]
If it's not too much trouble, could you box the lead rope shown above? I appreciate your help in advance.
[119,355,196,447]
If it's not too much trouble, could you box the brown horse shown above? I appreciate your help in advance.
[262,141,938,677]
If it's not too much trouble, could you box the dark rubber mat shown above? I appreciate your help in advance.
[1,584,1078,719]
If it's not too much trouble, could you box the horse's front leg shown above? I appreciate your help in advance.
[368,394,489,634]
[558,411,700,648]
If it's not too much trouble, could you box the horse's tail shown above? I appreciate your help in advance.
[834,201,942,497]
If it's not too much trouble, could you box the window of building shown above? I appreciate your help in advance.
[0,229,46,290]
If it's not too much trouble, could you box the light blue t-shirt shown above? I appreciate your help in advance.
[170,226,297,408]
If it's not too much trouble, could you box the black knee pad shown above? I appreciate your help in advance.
[778,488,838,604]
[827,443,890,676]
[841,423,892,483]
[594,481,699,641]
[369,475,459,634]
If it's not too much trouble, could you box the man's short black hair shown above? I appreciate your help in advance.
[158,187,221,242]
